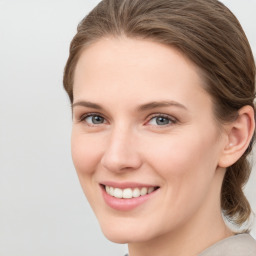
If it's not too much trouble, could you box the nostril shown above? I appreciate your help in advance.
[100,151,142,173]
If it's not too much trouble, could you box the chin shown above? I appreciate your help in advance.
[102,230,130,244]
[102,229,154,244]
[98,216,163,244]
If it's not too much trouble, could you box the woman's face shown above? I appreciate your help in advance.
[71,37,227,243]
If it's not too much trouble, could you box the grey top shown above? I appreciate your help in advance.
[124,233,256,256]
[198,233,256,256]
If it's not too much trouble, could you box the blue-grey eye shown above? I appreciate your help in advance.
[148,116,172,126]
[85,115,105,124]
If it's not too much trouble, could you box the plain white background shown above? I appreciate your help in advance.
[0,1,255,255]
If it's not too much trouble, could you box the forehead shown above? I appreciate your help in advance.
[73,37,211,111]
[74,36,201,82]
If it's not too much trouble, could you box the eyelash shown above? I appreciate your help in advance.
[79,112,107,126]
[78,112,177,127]
[146,113,177,127]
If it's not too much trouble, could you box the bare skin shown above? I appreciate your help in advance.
[71,37,254,256]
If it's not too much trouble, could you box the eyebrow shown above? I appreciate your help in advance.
[72,101,103,110]
[137,101,187,111]
[72,100,187,112]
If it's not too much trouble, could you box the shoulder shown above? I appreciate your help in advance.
[198,233,256,256]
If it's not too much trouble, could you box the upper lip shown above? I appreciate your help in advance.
[100,181,159,189]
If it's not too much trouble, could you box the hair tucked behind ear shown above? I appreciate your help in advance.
[63,0,255,226]
[222,145,254,226]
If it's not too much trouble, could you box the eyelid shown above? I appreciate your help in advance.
[145,113,178,126]
[79,112,108,124]
[76,112,178,127]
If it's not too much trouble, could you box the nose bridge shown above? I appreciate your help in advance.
[100,122,142,172]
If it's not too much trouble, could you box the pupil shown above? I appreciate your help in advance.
[156,117,169,125]
[92,116,103,124]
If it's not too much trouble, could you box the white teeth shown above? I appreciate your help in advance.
[109,187,114,196]
[123,188,133,199]
[132,188,140,198]
[105,186,157,199]
[140,187,147,196]
[114,188,123,198]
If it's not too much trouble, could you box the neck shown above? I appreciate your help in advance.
[128,168,234,256]
[128,213,233,256]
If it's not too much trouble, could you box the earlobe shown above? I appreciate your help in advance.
[218,105,255,168]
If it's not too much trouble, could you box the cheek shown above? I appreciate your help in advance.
[71,131,105,210]
[141,133,220,227]
[143,130,219,197]
[147,129,218,173]
[71,131,103,175]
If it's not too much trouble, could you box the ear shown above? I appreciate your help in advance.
[218,105,255,168]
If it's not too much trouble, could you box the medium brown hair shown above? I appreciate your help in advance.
[63,0,255,226]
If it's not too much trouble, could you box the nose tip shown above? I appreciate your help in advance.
[101,152,142,172]
[100,133,142,173]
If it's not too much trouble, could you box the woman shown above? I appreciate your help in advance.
[63,0,256,255]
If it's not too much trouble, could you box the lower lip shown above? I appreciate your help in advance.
[101,186,158,211]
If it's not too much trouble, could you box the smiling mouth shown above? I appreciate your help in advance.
[103,185,159,199]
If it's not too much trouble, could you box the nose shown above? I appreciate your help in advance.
[100,126,142,173]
